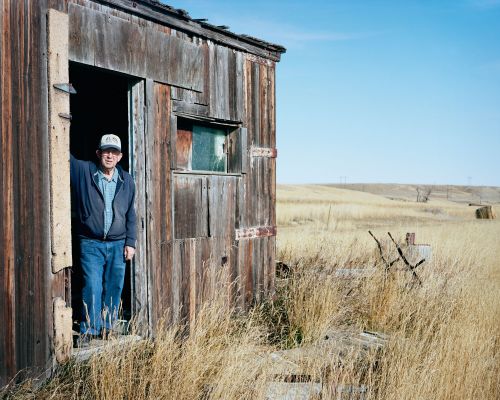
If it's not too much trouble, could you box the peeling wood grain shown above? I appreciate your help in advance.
[53,298,72,364]
[47,9,72,273]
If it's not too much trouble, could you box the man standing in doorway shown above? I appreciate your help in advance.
[70,134,136,339]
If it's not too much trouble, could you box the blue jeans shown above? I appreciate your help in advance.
[79,238,126,335]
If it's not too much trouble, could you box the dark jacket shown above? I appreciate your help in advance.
[70,155,136,248]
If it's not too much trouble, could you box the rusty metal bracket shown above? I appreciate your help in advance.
[250,146,277,158]
[58,112,72,120]
[236,226,276,240]
[53,83,77,94]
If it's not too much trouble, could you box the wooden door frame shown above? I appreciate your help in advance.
[128,79,150,335]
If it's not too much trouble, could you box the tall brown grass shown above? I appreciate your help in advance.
[2,184,499,399]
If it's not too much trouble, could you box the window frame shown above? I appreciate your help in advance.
[174,117,247,175]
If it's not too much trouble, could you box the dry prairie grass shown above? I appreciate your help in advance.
[2,184,499,399]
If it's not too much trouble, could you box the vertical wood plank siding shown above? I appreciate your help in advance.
[68,3,205,92]
[0,0,67,386]
[146,82,174,330]
[1,0,279,383]
[129,80,149,332]
[236,59,277,304]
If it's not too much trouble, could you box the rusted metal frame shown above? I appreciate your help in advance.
[246,53,275,67]
[95,0,285,61]
[368,230,398,272]
[387,232,423,286]
[235,226,277,241]
[250,146,277,158]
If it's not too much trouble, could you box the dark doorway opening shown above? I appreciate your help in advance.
[69,62,133,335]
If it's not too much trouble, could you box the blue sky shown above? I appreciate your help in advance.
[167,0,500,186]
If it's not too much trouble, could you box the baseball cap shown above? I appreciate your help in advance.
[99,134,121,152]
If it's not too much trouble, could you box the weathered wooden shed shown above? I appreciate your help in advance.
[0,0,285,385]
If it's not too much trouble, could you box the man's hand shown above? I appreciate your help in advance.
[124,246,136,261]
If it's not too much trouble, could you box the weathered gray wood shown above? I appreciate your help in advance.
[268,64,276,148]
[234,51,245,122]
[69,3,205,91]
[144,78,155,330]
[259,63,269,146]
[236,175,245,229]
[262,157,270,226]
[171,86,208,106]
[174,175,208,239]
[128,79,149,334]
[68,2,94,65]
[228,127,247,174]
[267,236,276,296]
[208,44,245,122]
[169,113,177,171]
[207,175,237,238]
[266,382,322,400]
[250,61,261,146]
[94,0,285,61]
[172,100,210,118]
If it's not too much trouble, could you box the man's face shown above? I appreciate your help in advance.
[96,148,122,170]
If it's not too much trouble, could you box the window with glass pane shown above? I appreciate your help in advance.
[191,125,227,172]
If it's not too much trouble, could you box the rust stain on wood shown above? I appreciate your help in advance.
[235,226,277,240]
[250,146,277,158]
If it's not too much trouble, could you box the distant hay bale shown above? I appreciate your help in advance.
[475,206,496,219]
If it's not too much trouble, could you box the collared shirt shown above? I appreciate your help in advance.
[95,168,118,237]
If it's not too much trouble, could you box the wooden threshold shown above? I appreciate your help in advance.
[72,334,143,362]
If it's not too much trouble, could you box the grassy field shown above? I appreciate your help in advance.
[3,184,499,399]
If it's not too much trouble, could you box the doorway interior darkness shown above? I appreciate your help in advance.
[69,61,133,333]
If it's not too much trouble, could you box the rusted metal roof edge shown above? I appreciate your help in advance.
[96,0,286,62]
